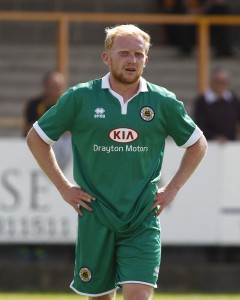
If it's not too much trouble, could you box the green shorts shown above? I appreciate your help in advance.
[70,209,161,297]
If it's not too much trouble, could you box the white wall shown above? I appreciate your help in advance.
[0,139,240,245]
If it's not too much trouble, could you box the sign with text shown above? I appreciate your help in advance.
[0,139,240,245]
[0,139,77,243]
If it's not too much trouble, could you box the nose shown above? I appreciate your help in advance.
[127,52,136,63]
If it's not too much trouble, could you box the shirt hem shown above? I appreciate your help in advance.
[69,280,118,297]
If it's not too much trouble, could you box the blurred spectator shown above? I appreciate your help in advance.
[21,71,72,261]
[23,71,72,170]
[198,0,234,57]
[164,0,196,56]
[162,0,234,57]
[23,71,66,135]
[193,67,240,142]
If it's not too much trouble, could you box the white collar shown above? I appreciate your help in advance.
[101,73,148,93]
[204,89,233,104]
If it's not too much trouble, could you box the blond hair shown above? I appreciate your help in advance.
[104,24,151,54]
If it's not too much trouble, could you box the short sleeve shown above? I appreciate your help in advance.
[165,97,202,148]
[34,88,77,144]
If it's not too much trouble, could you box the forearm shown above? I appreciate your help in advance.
[26,127,71,190]
[167,134,208,192]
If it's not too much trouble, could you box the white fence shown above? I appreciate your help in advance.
[0,139,240,245]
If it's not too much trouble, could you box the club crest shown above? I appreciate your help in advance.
[140,106,155,122]
[79,267,92,282]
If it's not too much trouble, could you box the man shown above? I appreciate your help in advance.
[23,71,66,136]
[201,0,234,57]
[26,25,207,300]
[24,71,72,169]
[21,71,71,261]
[194,67,240,142]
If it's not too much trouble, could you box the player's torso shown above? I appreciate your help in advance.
[70,80,167,228]
[71,80,168,156]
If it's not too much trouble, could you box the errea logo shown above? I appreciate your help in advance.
[94,108,105,118]
[108,128,139,143]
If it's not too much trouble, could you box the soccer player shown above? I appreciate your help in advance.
[26,24,208,300]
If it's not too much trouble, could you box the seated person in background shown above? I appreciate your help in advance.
[23,71,66,136]
[24,71,72,170]
[164,0,196,56]
[199,0,234,57]
[193,67,240,142]
[21,71,71,261]
[164,0,234,57]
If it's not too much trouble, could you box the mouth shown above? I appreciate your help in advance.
[125,67,136,72]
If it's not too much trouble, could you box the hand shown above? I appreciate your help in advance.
[151,186,178,216]
[58,183,96,216]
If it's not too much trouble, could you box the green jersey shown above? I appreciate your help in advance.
[34,74,202,232]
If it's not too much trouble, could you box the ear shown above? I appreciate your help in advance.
[144,56,148,68]
[102,52,111,66]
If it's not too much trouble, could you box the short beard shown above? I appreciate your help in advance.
[112,69,143,85]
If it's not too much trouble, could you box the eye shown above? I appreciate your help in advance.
[120,51,128,56]
[135,52,144,58]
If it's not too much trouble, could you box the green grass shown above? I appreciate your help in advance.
[1,293,240,300]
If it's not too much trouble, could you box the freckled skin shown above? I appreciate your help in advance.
[102,35,148,86]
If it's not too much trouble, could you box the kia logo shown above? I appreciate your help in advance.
[108,128,139,143]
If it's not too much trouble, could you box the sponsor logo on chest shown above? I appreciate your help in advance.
[108,128,139,143]
[94,107,105,118]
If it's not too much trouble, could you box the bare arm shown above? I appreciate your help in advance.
[152,134,208,216]
[26,127,95,215]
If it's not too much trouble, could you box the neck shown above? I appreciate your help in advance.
[109,75,140,103]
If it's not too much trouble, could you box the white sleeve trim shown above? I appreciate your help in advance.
[180,126,203,149]
[33,121,56,145]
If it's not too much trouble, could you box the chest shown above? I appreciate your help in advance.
[72,91,166,144]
